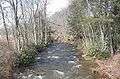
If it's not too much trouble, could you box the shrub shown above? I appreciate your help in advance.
[18,47,37,67]
[35,43,47,52]
[82,40,111,60]
[88,47,99,57]
[88,47,111,60]
[97,51,111,60]
[18,43,48,67]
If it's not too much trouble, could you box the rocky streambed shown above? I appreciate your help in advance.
[14,43,94,79]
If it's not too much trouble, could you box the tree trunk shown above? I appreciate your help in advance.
[0,4,9,46]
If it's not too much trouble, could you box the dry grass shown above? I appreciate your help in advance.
[0,36,15,79]
[95,54,120,79]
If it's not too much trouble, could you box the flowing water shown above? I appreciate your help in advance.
[14,43,94,79]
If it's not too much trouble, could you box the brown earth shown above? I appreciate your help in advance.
[95,54,120,79]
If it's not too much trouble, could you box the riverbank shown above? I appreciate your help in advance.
[94,54,120,79]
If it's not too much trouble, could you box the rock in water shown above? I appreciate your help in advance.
[43,70,64,79]
[33,75,43,79]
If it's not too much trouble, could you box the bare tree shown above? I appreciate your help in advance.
[0,3,9,46]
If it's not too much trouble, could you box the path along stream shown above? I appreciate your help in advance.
[14,43,94,79]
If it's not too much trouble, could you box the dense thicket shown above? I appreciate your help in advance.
[68,0,120,59]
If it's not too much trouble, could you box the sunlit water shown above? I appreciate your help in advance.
[14,43,94,79]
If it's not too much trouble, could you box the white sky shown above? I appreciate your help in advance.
[47,0,69,15]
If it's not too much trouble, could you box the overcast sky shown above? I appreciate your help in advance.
[47,0,69,15]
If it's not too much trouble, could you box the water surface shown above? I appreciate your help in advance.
[14,43,94,79]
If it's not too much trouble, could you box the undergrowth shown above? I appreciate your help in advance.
[18,43,48,67]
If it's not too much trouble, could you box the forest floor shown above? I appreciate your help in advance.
[13,43,94,79]
[95,54,120,79]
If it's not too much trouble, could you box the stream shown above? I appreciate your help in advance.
[14,43,94,79]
